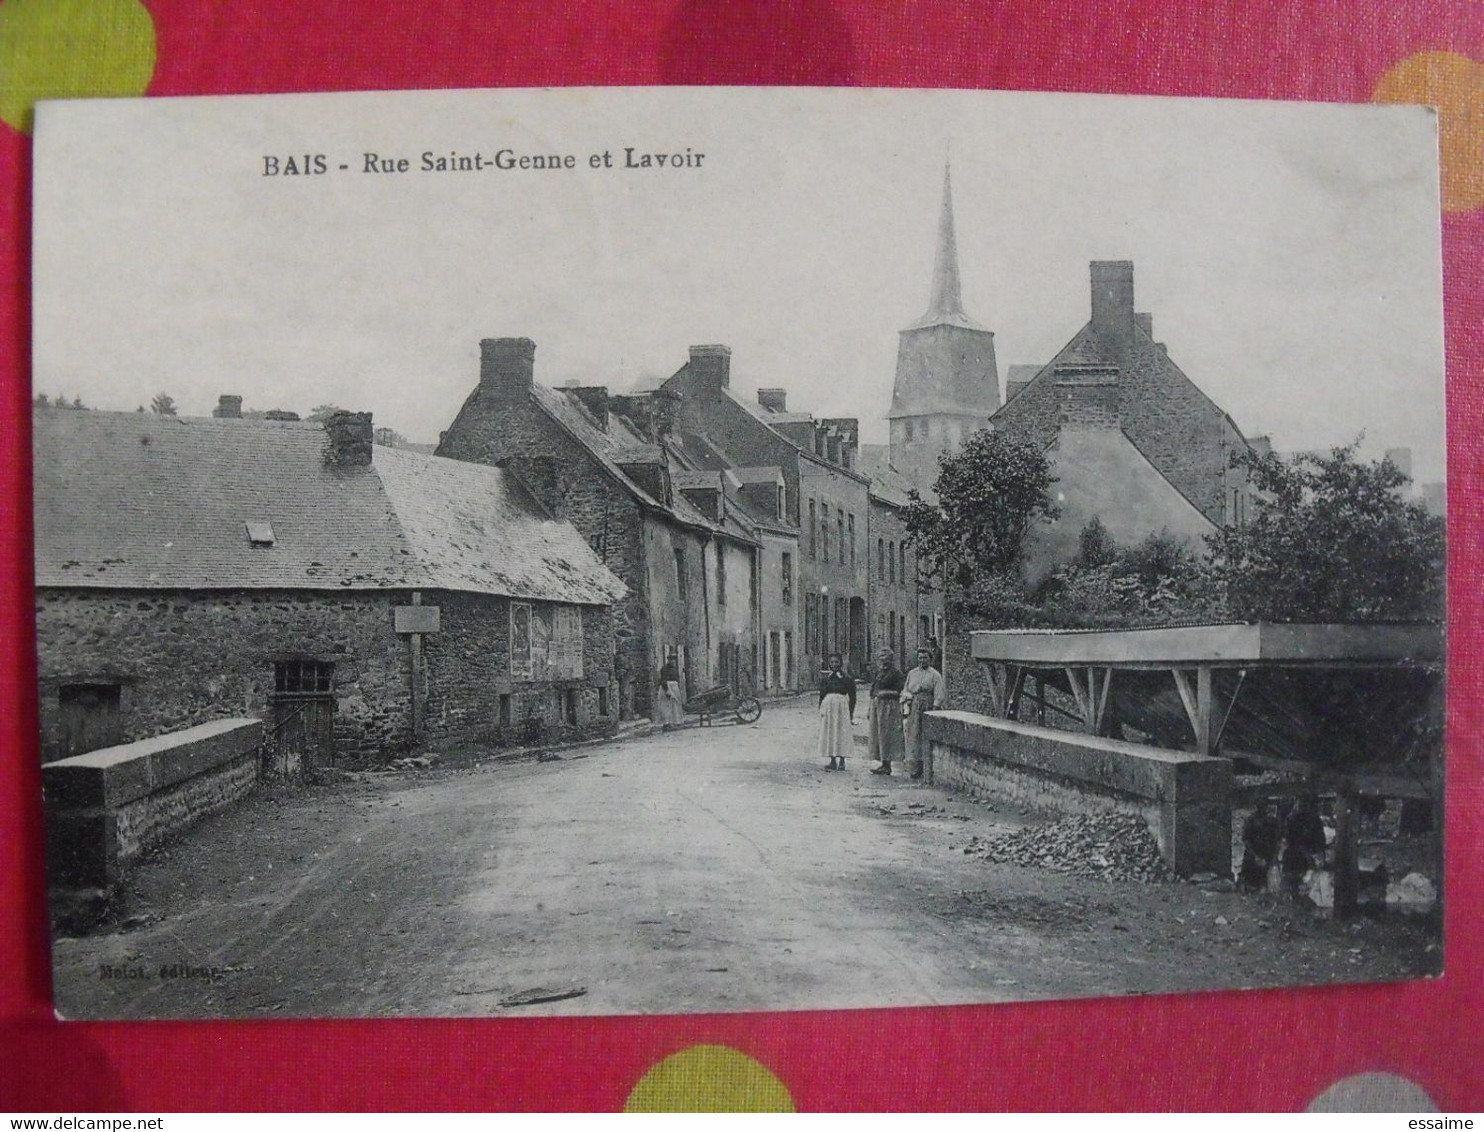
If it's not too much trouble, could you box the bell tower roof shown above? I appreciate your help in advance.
[904,162,987,332]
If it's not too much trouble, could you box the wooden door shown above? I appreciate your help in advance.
[56,683,122,761]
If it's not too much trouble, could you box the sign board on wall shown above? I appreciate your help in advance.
[394,605,442,634]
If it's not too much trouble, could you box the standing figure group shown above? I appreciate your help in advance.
[818,645,943,778]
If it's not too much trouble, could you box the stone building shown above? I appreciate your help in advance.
[659,348,872,681]
[993,260,1254,577]
[437,338,763,715]
[33,407,626,767]
[855,446,930,663]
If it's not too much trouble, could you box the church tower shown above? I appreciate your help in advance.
[888,163,1000,493]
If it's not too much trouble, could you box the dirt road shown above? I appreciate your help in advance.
[51,699,1438,1018]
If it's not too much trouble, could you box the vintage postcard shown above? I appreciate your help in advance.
[29,86,1446,1019]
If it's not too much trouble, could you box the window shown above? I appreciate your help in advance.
[837,514,845,565]
[784,631,794,687]
[674,548,687,604]
[888,541,896,584]
[899,543,908,588]
[776,485,785,518]
[877,538,885,577]
[847,514,855,567]
[820,597,830,654]
[563,688,580,726]
[808,499,817,559]
[598,685,609,717]
[781,552,793,605]
[835,597,847,652]
[274,660,333,695]
[510,603,533,679]
[716,546,727,607]
[821,503,830,561]
[904,419,914,442]
[245,520,275,547]
[499,693,513,728]
[888,611,896,656]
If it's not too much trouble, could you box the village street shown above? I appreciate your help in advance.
[52,699,1437,1020]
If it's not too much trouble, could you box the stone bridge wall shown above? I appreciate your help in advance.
[43,718,263,889]
[925,710,1232,876]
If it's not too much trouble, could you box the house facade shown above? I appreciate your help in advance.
[660,348,871,681]
[437,338,763,714]
[33,408,626,768]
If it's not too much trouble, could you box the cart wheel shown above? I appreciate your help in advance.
[734,697,762,724]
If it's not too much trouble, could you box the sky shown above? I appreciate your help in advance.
[32,86,1447,481]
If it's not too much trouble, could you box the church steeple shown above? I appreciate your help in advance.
[888,160,1000,493]
[909,162,986,332]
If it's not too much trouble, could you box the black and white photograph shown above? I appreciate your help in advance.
[28,86,1446,1019]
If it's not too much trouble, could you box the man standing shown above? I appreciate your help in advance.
[902,646,945,780]
[868,650,906,776]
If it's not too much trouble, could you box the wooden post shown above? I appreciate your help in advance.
[409,591,424,743]
[1333,789,1359,919]
[1195,664,1213,756]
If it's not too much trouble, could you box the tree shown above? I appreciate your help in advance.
[150,392,178,416]
[307,404,343,422]
[903,428,1059,590]
[373,426,408,448]
[33,393,49,408]
[1205,441,1445,623]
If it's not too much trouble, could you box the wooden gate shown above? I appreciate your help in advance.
[267,661,336,778]
[56,683,122,761]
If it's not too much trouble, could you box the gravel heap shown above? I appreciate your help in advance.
[965,812,1176,884]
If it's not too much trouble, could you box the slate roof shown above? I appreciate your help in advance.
[535,385,732,535]
[33,409,626,605]
[855,444,918,508]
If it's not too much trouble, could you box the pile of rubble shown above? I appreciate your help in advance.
[965,812,1175,884]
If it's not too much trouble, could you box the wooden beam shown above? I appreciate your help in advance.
[1094,667,1114,735]
[1064,667,1090,724]
[1172,668,1199,739]
[983,662,1005,717]
[1211,668,1246,752]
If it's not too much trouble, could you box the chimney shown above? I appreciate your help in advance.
[570,385,610,430]
[480,337,537,401]
[213,394,243,419]
[757,388,788,413]
[1134,312,1153,338]
[1090,261,1136,357]
[650,388,681,442]
[826,429,842,465]
[688,344,731,392]
[324,410,374,468]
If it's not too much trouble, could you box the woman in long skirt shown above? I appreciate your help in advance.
[654,656,684,731]
[868,649,906,776]
[818,652,856,771]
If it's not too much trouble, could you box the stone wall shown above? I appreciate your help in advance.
[43,718,263,888]
[36,588,410,764]
[421,590,616,749]
[925,710,1233,875]
[36,587,616,765]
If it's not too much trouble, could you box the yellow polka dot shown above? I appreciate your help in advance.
[624,1045,796,1113]
[0,0,156,134]
[1372,51,1484,212]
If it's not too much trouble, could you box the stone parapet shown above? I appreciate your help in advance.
[925,710,1232,876]
[43,719,263,888]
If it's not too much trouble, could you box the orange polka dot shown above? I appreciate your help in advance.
[1373,51,1484,212]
